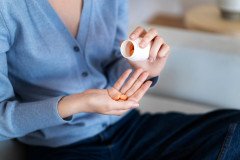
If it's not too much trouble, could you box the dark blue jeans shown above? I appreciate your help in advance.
[26,109,240,160]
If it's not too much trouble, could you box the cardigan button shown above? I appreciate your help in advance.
[73,46,80,52]
[102,123,108,128]
[81,72,89,77]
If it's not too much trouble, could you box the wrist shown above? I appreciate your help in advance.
[58,93,87,118]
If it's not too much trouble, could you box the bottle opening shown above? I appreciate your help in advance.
[125,41,134,57]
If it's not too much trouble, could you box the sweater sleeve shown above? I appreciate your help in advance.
[0,11,68,141]
[105,0,159,87]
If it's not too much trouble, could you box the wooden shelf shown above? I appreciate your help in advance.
[148,14,186,29]
[184,5,240,36]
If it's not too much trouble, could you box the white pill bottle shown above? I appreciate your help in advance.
[120,38,151,61]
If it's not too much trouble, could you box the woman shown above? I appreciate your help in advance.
[0,0,239,160]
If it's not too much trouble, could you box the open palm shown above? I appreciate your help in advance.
[81,69,152,115]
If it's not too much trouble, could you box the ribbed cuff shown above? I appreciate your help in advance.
[13,96,72,136]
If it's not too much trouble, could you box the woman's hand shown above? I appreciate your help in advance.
[107,69,151,101]
[58,69,152,118]
[128,26,170,78]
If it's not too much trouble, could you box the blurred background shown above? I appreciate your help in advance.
[130,0,215,27]
[128,0,240,114]
[130,0,240,35]
[1,0,240,160]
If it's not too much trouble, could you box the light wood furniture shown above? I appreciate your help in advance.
[148,15,185,29]
[184,5,240,36]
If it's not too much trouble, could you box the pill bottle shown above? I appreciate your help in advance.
[120,38,151,61]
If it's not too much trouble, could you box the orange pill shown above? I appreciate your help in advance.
[129,44,134,56]
[119,94,128,101]
[112,94,121,101]
[130,49,134,56]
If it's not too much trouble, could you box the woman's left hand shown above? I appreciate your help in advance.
[127,26,170,79]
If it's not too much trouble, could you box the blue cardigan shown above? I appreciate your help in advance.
[0,0,157,147]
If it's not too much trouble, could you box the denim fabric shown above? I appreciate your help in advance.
[26,109,240,160]
[217,123,240,160]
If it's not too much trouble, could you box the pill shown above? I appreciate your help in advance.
[112,94,121,101]
[129,44,134,56]
[119,94,128,101]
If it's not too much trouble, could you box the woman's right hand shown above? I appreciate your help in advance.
[58,69,152,118]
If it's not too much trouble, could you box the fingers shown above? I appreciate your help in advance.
[109,69,133,101]
[157,43,170,59]
[129,81,152,102]
[113,69,132,90]
[130,27,169,63]
[130,26,147,40]
[120,68,143,94]
[110,99,139,110]
[149,36,164,62]
[125,71,149,97]
[107,87,122,101]
[139,28,158,48]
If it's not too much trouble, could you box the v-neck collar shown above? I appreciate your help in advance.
[39,0,92,49]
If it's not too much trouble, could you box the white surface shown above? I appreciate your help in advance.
[140,94,213,114]
[217,0,240,12]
